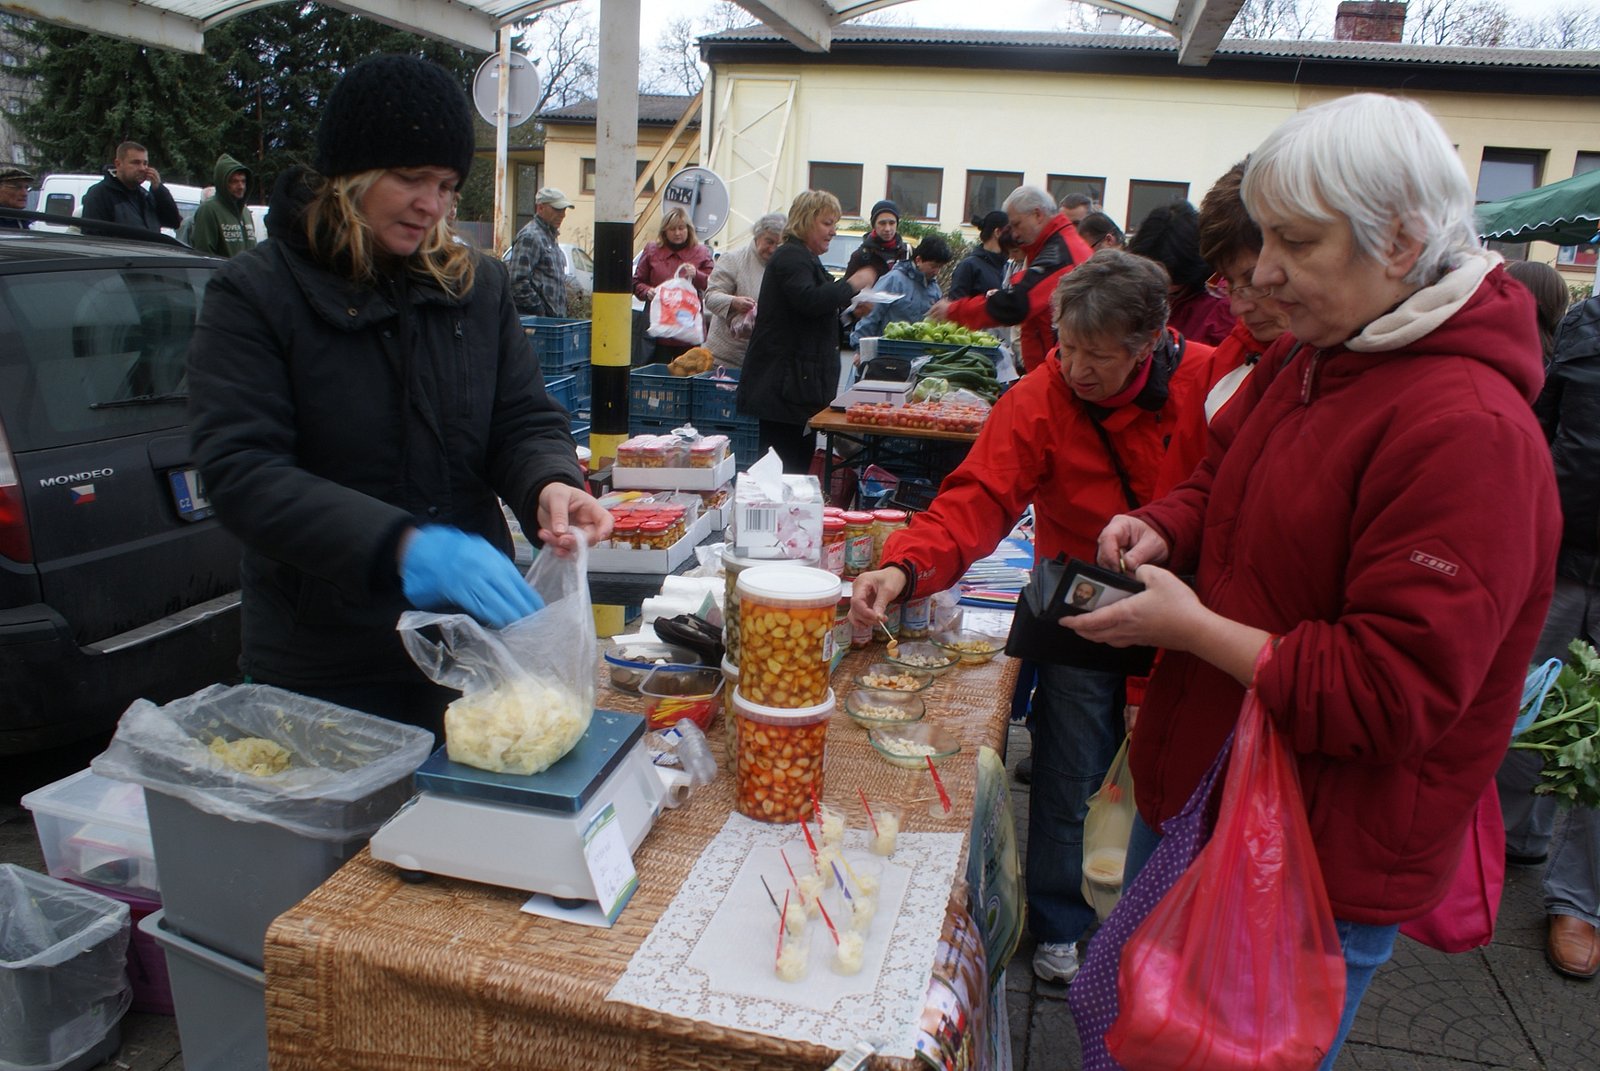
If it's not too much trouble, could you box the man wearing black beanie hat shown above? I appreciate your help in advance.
[843,198,908,282]
[187,54,612,738]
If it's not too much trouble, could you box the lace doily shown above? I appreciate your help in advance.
[607,813,964,1058]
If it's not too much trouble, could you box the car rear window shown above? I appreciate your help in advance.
[0,265,214,451]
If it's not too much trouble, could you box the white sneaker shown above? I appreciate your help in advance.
[1032,941,1081,983]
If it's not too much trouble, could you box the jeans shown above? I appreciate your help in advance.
[1317,921,1400,1070]
[1026,662,1124,944]
[1496,576,1600,922]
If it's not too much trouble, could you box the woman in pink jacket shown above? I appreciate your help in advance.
[1074,93,1560,1066]
[633,207,714,366]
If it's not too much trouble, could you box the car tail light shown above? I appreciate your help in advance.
[0,421,31,563]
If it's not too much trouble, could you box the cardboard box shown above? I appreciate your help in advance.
[612,454,735,492]
[840,379,914,408]
[589,509,713,573]
[733,471,824,560]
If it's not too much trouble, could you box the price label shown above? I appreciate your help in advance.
[583,803,638,924]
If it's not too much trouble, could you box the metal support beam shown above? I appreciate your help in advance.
[2,0,204,52]
[734,0,832,53]
[492,26,513,255]
[322,0,498,51]
[1174,0,1246,66]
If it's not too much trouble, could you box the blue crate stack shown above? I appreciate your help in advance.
[627,364,696,427]
[689,369,760,469]
[522,316,592,410]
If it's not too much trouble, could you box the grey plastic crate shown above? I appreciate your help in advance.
[143,781,412,969]
[141,910,266,1071]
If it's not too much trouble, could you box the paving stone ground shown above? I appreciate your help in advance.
[3,721,1594,1070]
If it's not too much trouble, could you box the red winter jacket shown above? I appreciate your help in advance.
[942,212,1094,375]
[881,329,1208,595]
[632,240,714,301]
[1155,319,1274,492]
[1132,262,1561,925]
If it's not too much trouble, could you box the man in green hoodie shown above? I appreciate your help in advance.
[189,154,257,257]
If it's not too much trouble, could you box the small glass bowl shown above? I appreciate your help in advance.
[843,688,927,729]
[867,723,962,770]
[853,662,933,693]
[883,641,958,676]
[929,629,1005,666]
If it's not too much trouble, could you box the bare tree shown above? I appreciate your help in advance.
[1226,0,1317,40]
[642,15,706,95]
[1405,0,1514,47]
[1512,5,1600,48]
[518,1,598,112]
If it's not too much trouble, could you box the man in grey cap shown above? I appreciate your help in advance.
[509,185,574,317]
[0,165,32,229]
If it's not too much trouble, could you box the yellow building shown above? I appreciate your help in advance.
[697,26,1600,284]
[537,94,702,257]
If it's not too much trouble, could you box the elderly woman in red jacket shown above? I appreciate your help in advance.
[1075,93,1560,1066]
[633,207,714,365]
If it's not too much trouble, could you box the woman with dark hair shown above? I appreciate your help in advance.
[948,210,1009,299]
[1076,211,1124,253]
[1505,260,1571,361]
[187,55,610,737]
[1128,200,1235,346]
[634,206,715,364]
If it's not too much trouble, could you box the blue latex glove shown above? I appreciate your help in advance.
[400,526,543,628]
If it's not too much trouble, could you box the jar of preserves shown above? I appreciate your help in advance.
[870,509,908,570]
[612,516,641,550]
[638,519,672,550]
[821,517,847,577]
[721,546,766,669]
[901,595,932,639]
[841,511,875,578]
[735,565,840,708]
[731,687,835,823]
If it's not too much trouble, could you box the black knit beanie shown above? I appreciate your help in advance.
[315,55,475,181]
[870,199,900,224]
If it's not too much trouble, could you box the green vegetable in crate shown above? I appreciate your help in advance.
[912,377,949,402]
[1512,640,1600,808]
[917,346,1001,403]
[883,320,1000,347]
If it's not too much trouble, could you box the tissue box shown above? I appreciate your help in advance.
[733,470,824,561]
[841,379,914,408]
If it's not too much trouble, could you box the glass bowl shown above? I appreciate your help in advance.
[853,662,933,693]
[603,641,702,694]
[843,688,927,729]
[883,641,958,676]
[639,665,724,732]
[929,629,1006,666]
[867,723,962,770]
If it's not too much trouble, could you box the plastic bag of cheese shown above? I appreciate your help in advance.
[397,534,596,775]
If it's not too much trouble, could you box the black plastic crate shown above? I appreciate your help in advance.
[544,373,578,414]
[628,364,695,426]
[691,369,742,425]
[520,316,591,373]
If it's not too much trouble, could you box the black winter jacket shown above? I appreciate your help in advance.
[81,171,182,232]
[1537,295,1600,585]
[843,232,908,281]
[187,170,582,691]
[737,237,857,426]
[947,246,1006,300]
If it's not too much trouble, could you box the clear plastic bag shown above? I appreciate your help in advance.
[91,684,434,840]
[398,535,597,776]
[1081,735,1136,920]
[729,303,757,341]
[1107,662,1346,1071]
[646,274,705,346]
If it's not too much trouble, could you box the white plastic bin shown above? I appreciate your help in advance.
[0,866,130,1071]
[141,910,266,1071]
[21,769,158,900]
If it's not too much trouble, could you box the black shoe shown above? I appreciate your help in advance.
[1507,850,1549,868]
[1015,755,1033,784]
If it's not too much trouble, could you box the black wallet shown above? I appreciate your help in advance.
[1004,555,1156,675]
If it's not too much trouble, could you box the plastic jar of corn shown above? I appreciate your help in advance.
[732,686,834,823]
[735,564,840,708]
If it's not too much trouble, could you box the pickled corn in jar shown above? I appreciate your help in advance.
[870,510,908,569]
[736,565,840,708]
[821,517,847,577]
[841,511,875,578]
[732,687,835,823]
[721,546,768,668]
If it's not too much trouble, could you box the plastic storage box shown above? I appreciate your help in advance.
[142,911,266,1071]
[65,880,172,1016]
[628,364,696,425]
[520,315,591,373]
[545,372,578,414]
[21,769,158,901]
[691,368,743,425]
[0,865,131,1071]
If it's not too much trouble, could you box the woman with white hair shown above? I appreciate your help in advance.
[1073,93,1560,1062]
[703,212,785,369]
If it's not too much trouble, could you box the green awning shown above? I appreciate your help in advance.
[1476,168,1600,246]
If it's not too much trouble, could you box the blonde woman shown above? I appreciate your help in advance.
[187,55,610,738]
[633,207,715,363]
[736,190,876,472]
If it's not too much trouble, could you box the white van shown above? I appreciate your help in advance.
[31,173,205,238]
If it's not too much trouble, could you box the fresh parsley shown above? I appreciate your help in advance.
[1511,640,1600,809]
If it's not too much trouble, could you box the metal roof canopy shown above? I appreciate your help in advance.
[0,0,1242,65]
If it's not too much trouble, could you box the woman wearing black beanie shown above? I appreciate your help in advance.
[187,54,611,737]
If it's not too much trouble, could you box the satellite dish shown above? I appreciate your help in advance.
[660,167,730,244]
[472,52,540,128]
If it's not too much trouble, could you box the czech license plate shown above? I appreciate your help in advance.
[167,467,215,522]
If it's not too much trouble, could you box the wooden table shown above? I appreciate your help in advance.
[808,409,979,507]
[264,647,1018,1071]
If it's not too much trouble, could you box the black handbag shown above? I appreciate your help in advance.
[1004,555,1156,674]
[859,355,912,383]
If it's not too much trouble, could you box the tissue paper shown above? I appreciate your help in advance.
[733,449,824,563]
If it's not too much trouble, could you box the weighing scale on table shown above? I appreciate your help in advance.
[369,710,665,906]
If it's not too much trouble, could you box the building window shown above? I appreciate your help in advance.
[886,166,942,222]
[1478,148,1545,261]
[580,158,597,194]
[578,158,674,197]
[1048,174,1105,210]
[1557,150,1600,269]
[810,162,862,217]
[1126,180,1189,233]
[965,170,1023,222]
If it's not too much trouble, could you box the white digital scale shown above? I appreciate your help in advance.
[369,710,665,906]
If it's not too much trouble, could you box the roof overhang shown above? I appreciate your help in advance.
[3,0,1242,65]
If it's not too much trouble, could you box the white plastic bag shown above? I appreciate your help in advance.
[398,535,597,775]
[647,273,705,346]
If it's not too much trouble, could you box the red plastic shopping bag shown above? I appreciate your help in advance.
[1399,779,1505,953]
[1107,653,1346,1071]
